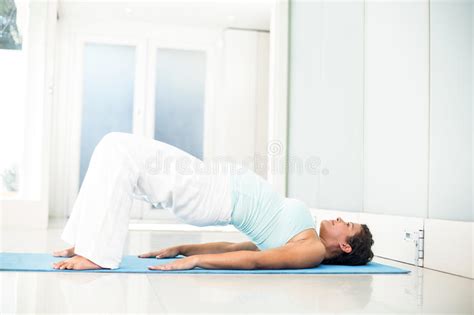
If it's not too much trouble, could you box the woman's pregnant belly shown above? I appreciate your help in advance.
[229,169,286,249]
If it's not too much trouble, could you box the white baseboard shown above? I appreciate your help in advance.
[359,212,424,266]
[424,219,473,279]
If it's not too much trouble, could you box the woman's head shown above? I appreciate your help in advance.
[319,217,374,266]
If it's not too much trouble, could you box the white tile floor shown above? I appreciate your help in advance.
[1,219,473,314]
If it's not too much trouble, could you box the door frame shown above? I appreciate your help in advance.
[66,34,147,217]
[267,0,289,197]
[57,29,223,219]
[144,36,219,160]
[50,0,289,220]
[140,35,221,220]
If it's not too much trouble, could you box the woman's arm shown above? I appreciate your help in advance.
[180,241,259,255]
[148,240,325,271]
[139,241,259,258]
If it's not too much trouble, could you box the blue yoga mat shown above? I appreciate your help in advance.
[0,252,409,274]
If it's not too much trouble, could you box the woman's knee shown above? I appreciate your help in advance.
[92,132,130,159]
[99,132,128,146]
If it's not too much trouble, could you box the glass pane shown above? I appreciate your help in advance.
[0,0,23,50]
[154,48,206,159]
[0,50,25,195]
[80,43,135,187]
[0,1,28,196]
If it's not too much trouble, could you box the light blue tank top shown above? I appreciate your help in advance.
[229,169,316,250]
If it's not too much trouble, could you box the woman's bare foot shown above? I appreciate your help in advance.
[52,255,103,270]
[53,246,76,257]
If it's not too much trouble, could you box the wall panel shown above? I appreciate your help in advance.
[364,1,429,217]
[429,0,472,221]
[288,1,364,211]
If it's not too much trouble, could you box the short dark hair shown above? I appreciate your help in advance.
[322,224,374,266]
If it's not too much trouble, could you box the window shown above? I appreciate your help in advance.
[0,0,28,196]
[154,48,206,160]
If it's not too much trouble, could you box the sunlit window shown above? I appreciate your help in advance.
[0,0,28,197]
[0,0,23,49]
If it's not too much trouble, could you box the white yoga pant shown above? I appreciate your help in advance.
[60,132,233,269]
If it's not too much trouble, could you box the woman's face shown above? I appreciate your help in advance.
[319,217,361,244]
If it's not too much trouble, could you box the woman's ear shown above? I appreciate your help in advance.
[339,242,353,254]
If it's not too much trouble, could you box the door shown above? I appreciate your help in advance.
[67,35,217,222]
[79,43,136,187]
[70,38,148,219]
[54,28,269,222]
[140,43,211,221]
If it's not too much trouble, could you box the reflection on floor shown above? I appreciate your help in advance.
[0,219,472,314]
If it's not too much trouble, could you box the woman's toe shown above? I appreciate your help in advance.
[53,247,75,257]
[53,261,63,269]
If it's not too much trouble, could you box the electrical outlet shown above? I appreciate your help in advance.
[404,229,425,267]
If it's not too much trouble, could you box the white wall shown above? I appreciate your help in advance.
[423,0,473,279]
[212,29,270,179]
[429,0,472,221]
[289,0,472,222]
[288,1,364,211]
[288,0,473,276]
[364,1,429,217]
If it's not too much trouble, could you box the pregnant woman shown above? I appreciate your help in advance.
[52,132,374,271]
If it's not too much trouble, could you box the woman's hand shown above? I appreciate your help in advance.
[148,256,199,271]
[138,246,181,259]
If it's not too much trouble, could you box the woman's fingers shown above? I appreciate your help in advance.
[138,251,160,258]
[148,256,197,271]
[155,249,174,258]
[138,247,179,259]
[138,249,169,258]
